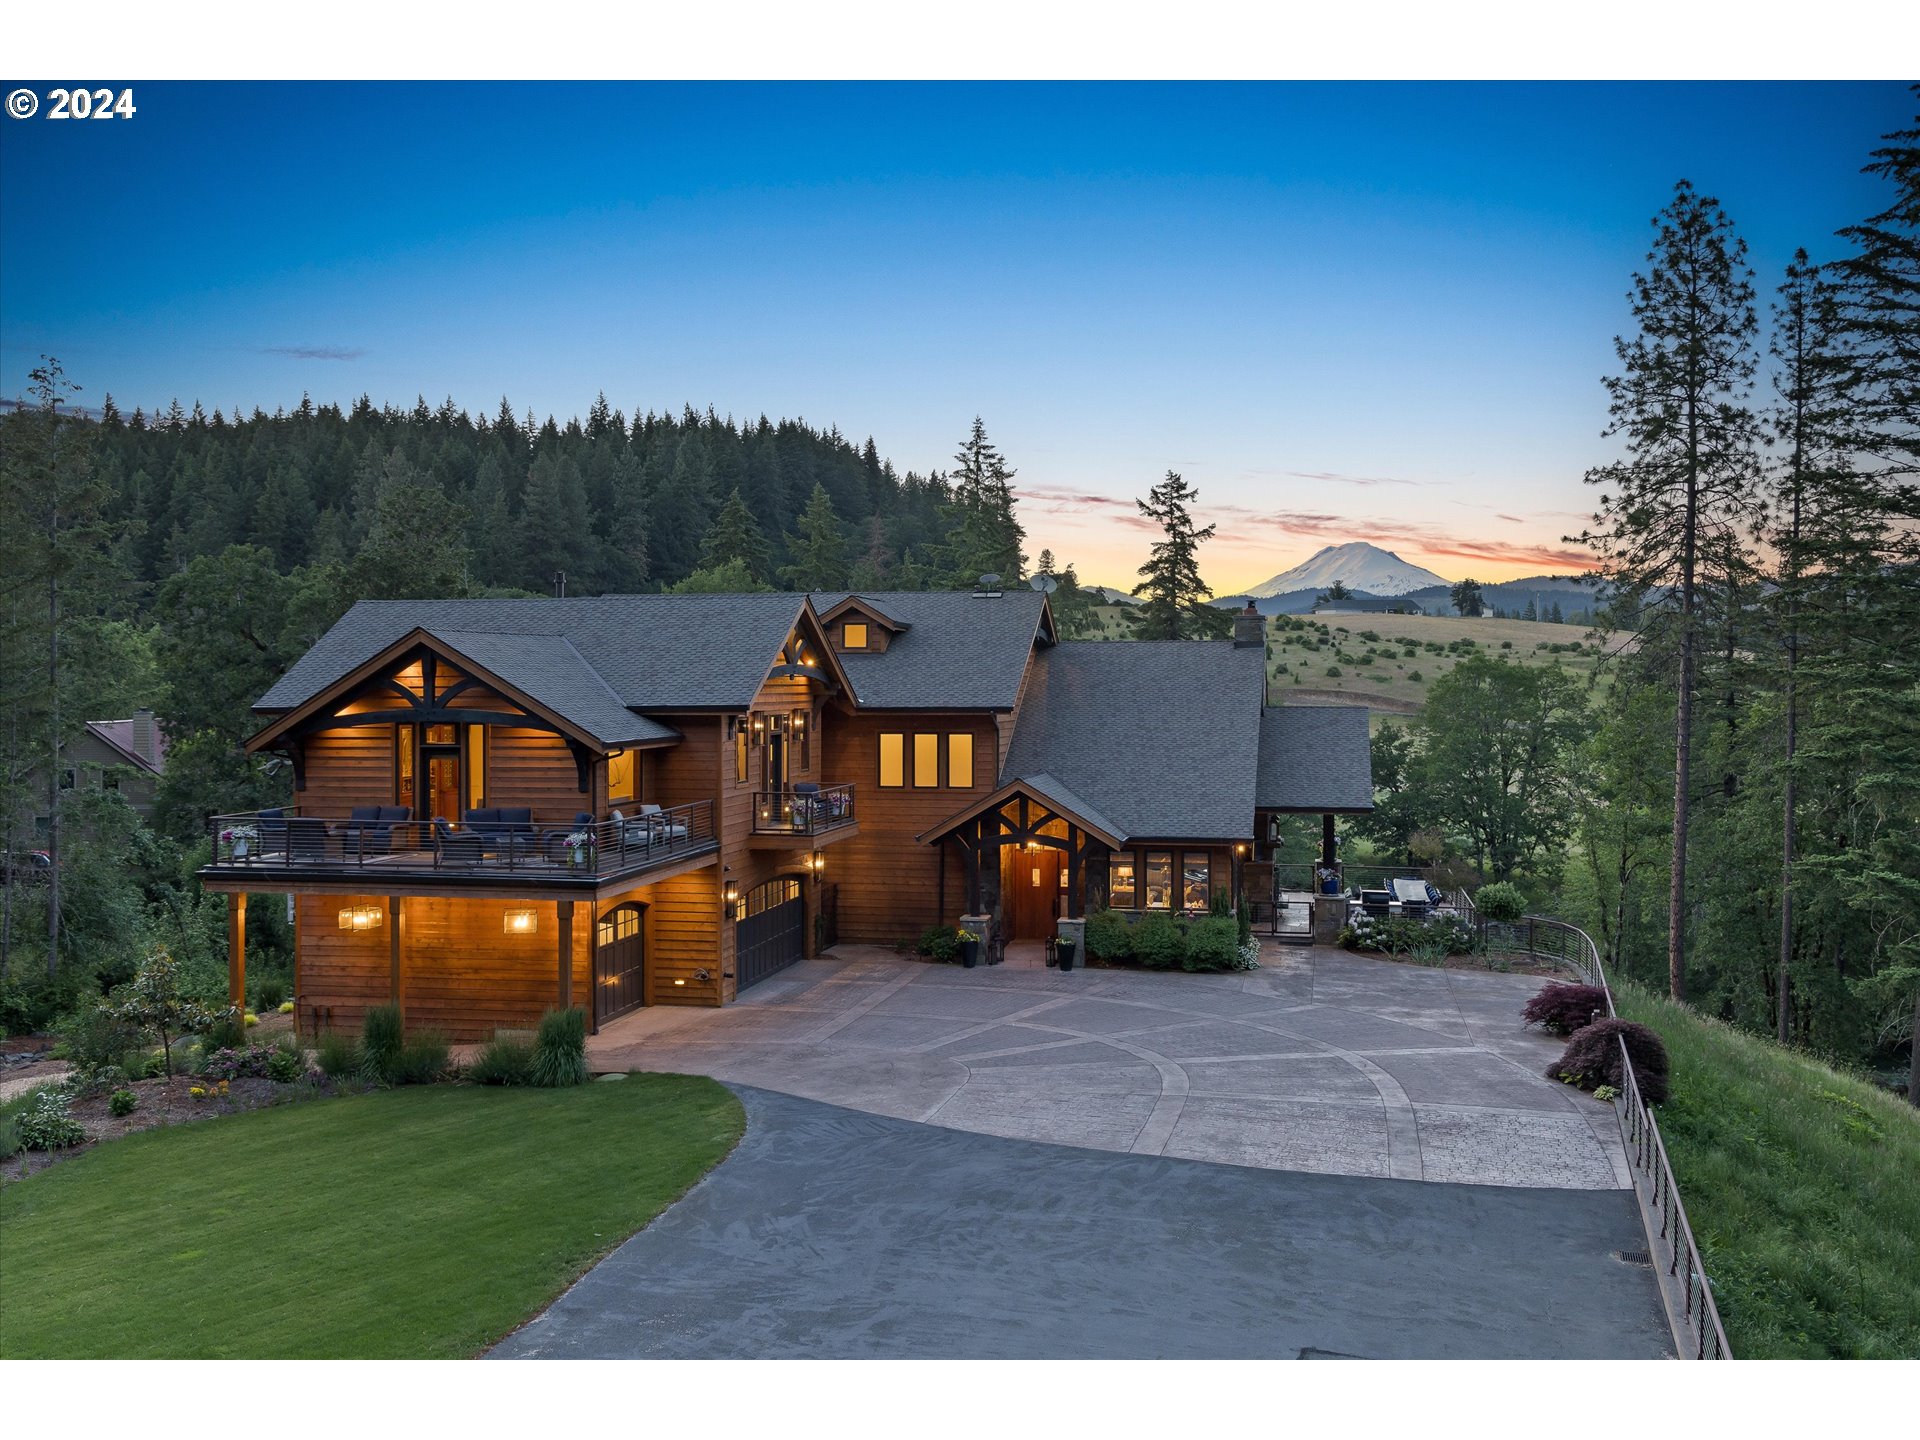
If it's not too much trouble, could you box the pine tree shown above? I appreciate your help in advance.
[945,417,1025,584]
[1578,180,1760,1002]
[699,486,771,581]
[780,484,847,591]
[1129,471,1230,640]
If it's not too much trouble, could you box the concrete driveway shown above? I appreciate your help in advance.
[493,1086,1671,1360]
[589,943,1630,1190]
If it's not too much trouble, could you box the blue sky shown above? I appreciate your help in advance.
[1,80,1908,588]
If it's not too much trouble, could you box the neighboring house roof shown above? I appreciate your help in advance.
[1256,706,1375,812]
[999,641,1267,841]
[83,719,166,775]
[809,589,1052,709]
[253,594,831,744]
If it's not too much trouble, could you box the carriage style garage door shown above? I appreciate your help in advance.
[595,903,646,1025]
[736,877,804,992]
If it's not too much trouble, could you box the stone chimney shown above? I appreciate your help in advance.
[132,708,160,768]
[1232,599,1263,648]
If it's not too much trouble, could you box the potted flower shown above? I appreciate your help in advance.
[1055,935,1076,972]
[956,927,983,969]
[220,824,258,860]
[563,830,593,868]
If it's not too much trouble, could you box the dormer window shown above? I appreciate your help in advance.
[842,622,868,650]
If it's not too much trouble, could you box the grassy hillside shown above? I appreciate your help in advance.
[1613,985,1920,1359]
[1082,607,1628,713]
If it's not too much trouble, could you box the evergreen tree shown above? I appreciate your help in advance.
[1577,180,1760,1002]
[945,417,1025,584]
[1129,471,1230,640]
[699,486,771,581]
[667,558,771,594]
[780,484,848,591]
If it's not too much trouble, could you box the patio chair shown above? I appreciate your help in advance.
[544,812,595,864]
[432,816,484,867]
[257,807,288,858]
[790,781,821,831]
[287,816,332,862]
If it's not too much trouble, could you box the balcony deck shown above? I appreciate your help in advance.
[748,785,857,848]
[197,802,717,897]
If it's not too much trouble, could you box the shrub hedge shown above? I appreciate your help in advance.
[1549,1017,1670,1104]
[1521,982,1608,1035]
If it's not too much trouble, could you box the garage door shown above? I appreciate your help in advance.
[595,903,645,1025]
[737,877,804,991]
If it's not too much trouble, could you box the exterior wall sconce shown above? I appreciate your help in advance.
[503,906,538,935]
[723,876,740,919]
[793,713,806,730]
[337,904,383,932]
[1235,843,1249,857]
[809,850,826,873]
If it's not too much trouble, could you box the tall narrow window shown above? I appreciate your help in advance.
[735,722,749,783]
[395,724,415,806]
[878,732,905,788]
[912,733,940,788]
[842,621,868,650]
[607,748,635,802]
[1182,852,1211,911]
[946,733,974,789]
[1110,853,1138,908]
[467,726,487,808]
[793,710,811,771]
[1144,851,1173,909]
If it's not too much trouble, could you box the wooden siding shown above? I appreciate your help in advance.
[823,711,1000,942]
[486,725,586,825]
[633,868,727,1006]
[300,728,394,813]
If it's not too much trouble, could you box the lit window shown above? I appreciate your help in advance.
[395,725,415,804]
[467,726,487,807]
[913,734,940,788]
[1110,854,1138,908]
[735,723,748,783]
[607,748,634,802]
[879,733,905,788]
[843,622,868,649]
[1144,851,1173,909]
[1182,853,1211,911]
[947,733,974,789]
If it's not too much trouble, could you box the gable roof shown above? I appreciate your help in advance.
[999,641,1266,841]
[84,719,166,775]
[252,594,831,746]
[1256,706,1375,812]
[808,588,1051,709]
[913,772,1126,850]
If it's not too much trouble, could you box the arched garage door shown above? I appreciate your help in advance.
[737,877,804,991]
[595,902,646,1024]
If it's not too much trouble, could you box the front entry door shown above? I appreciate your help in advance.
[1002,847,1064,940]
[595,903,646,1023]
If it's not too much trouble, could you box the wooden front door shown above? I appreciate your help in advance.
[1002,846,1063,940]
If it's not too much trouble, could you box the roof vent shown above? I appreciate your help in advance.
[973,573,1003,598]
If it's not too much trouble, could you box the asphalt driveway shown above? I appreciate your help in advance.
[588,944,1629,1190]
[492,1085,1671,1360]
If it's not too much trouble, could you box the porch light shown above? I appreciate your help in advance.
[337,904,383,932]
[1235,843,1249,857]
[673,978,686,986]
[752,715,765,733]
[503,906,538,935]
[810,850,826,873]
[723,876,740,918]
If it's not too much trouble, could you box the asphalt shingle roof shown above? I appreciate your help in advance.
[810,589,1050,709]
[999,641,1267,841]
[254,594,813,745]
[1256,706,1375,812]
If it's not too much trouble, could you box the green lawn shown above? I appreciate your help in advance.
[1614,985,1920,1359]
[0,1074,744,1358]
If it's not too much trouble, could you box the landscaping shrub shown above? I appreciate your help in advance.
[200,1009,247,1055]
[1473,881,1527,923]
[108,1088,139,1117]
[1182,916,1247,972]
[1084,908,1134,962]
[17,1089,87,1151]
[265,1040,307,1084]
[916,924,959,962]
[467,1032,535,1086]
[1133,912,1186,970]
[54,1004,140,1074]
[1548,1017,1670,1104]
[250,975,289,1012]
[360,1004,406,1082]
[530,1007,589,1087]
[315,1029,361,1079]
[1522,982,1608,1035]
[1235,897,1253,950]
[390,1030,452,1086]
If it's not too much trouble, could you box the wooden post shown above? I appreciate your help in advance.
[388,895,404,1020]
[557,899,574,1011]
[227,892,247,1010]
[587,902,599,1035]
[1321,813,1337,868]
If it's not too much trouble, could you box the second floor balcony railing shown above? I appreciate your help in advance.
[205,800,715,883]
[751,783,856,836]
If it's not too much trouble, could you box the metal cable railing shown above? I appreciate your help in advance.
[1488,912,1732,1360]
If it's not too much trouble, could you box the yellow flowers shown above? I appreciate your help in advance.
[243,1012,259,1026]
[189,1086,207,1099]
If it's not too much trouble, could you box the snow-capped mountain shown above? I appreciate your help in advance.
[1245,542,1451,599]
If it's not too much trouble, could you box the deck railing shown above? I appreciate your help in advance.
[1484,912,1732,1360]
[751,784,856,836]
[206,801,715,882]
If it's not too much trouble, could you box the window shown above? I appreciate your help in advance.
[734,722,748,783]
[879,732,905,788]
[467,726,487,808]
[842,622,868,650]
[1182,852,1211,911]
[744,876,802,918]
[913,733,940,788]
[424,723,457,745]
[59,768,75,791]
[1144,851,1174,909]
[947,733,974,789]
[1109,853,1138,908]
[794,710,811,771]
[607,747,635,802]
[395,724,415,805]
[597,905,641,946]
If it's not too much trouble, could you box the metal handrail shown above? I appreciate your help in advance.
[1493,911,1733,1360]
[751,784,856,835]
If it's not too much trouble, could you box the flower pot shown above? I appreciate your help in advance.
[231,839,249,860]
[1056,941,1076,972]
[960,939,980,969]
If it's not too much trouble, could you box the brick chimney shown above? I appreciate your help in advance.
[1232,599,1263,648]
[132,708,160,768]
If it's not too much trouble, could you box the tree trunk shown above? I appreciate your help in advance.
[1908,986,1919,1110]
[1669,476,1698,1004]
[1777,663,1796,1045]
[45,517,60,981]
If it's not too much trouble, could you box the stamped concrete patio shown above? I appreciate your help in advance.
[589,942,1630,1190]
